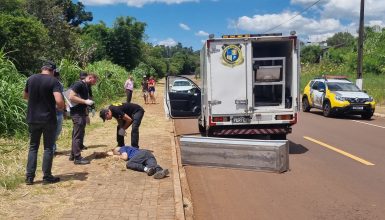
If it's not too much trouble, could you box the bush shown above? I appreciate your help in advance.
[0,50,27,136]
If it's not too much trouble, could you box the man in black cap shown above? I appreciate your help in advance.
[23,61,65,185]
[99,102,145,148]
[68,73,98,164]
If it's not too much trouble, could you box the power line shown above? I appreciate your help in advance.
[262,0,323,34]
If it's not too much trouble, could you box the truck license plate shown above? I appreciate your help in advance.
[232,116,250,123]
[352,106,364,110]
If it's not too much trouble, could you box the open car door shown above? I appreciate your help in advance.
[164,76,201,118]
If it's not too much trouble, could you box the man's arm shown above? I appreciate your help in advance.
[54,91,65,111]
[69,90,93,105]
[121,114,133,129]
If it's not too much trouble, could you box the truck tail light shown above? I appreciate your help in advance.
[275,114,293,120]
[212,116,230,122]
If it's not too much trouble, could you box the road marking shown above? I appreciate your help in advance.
[303,136,375,166]
[352,120,385,129]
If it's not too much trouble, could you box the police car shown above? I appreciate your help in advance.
[302,75,375,119]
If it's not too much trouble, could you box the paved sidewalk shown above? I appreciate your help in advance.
[57,81,181,220]
[0,81,183,220]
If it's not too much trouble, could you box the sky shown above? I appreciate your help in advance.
[78,0,385,50]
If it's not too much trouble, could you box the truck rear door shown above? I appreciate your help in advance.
[209,40,249,115]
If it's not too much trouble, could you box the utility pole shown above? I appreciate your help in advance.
[356,0,365,89]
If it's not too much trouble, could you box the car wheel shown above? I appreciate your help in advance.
[302,97,311,112]
[323,101,332,117]
[361,112,373,120]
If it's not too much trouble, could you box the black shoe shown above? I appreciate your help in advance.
[146,167,156,176]
[25,177,34,185]
[74,157,90,165]
[153,169,169,179]
[42,175,60,185]
[69,154,74,161]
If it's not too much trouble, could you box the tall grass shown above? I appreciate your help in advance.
[86,60,128,105]
[0,49,27,137]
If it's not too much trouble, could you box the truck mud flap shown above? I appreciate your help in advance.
[179,136,289,173]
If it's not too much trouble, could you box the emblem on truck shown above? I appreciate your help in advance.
[222,44,244,67]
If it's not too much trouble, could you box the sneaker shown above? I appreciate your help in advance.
[42,175,60,185]
[69,154,74,161]
[146,167,156,176]
[153,169,169,179]
[74,157,90,165]
[25,177,34,185]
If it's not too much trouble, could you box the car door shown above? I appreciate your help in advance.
[312,81,325,108]
[165,76,201,118]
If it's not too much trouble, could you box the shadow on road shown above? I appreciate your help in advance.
[288,141,308,154]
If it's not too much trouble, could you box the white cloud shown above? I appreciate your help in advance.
[81,0,199,7]
[291,0,385,21]
[233,12,343,35]
[179,23,191,31]
[157,38,178,47]
[368,20,385,27]
[195,30,209,37]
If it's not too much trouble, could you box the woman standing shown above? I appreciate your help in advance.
[148,76,156,104]
[124,76,134,103]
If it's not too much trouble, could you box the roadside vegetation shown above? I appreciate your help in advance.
[300,26,385,104]
[0,0,199,190]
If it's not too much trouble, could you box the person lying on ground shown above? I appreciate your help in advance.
[112,146,169,179]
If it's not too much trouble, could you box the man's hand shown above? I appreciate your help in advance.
[84,99,94,106]
[118,128,126,136]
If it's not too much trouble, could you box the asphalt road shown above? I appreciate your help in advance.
[174,112,385,220]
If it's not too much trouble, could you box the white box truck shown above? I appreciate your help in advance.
[165,33,300,140]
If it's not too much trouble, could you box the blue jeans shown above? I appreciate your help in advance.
[126,150,162,172]
[26,122,57,178]
[53,111,64,153]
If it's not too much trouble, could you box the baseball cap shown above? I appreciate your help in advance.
[42,60,56,70]
[99,108,109,122]
[80,72,88,79]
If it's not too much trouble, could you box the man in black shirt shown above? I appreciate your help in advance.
[23,61,65,185]
[99,102,145,148]
[69,73,98,164]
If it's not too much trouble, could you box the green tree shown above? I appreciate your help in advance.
[0,0,26,15]
[26,0,82,65]
[81,22,111,66]
[326,32,355,47]
[301,45,322,64]
[107,16,146,70]
[0,14,49,74]
[58,0,93,27]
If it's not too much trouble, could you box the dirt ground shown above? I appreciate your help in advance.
[0,81,176,219]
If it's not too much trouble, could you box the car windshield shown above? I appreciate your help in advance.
[327,82,361,92]
[173,81,190,86]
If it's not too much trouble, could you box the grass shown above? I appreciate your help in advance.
[0,138,27,190]
[0,94,126,191]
